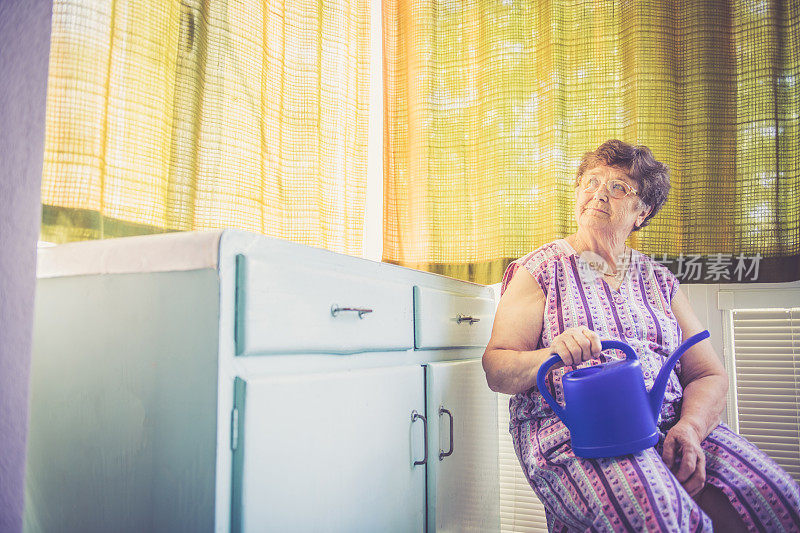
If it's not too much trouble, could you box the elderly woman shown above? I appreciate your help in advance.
[483,140,800,532]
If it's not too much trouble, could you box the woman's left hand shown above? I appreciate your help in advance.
[661,421,706,497]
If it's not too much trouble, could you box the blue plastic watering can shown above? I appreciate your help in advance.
[536,330,710,458]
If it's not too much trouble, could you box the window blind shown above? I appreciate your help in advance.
[731,308,800,483]
[498,393,549,532]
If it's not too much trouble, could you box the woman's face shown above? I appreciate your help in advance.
[574,165,651,236]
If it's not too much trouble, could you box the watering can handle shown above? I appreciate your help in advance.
[599,339,638,361]
[536,340,638,423]
[537,354,568,422]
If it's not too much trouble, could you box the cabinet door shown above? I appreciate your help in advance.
[231,366,427,533]
[426,359,499,533]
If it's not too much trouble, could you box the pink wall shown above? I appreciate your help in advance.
[0,0,52,530]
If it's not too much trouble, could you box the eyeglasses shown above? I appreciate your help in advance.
[581,176,638,199]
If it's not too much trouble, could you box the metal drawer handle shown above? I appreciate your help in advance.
[411,410,428,466]
[439,407,454,460]
[331,304,373,319]
[456,314,480,325]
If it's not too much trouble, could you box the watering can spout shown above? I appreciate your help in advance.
[648,330,710,420]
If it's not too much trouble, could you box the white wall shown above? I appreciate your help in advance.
[0,1,52,531]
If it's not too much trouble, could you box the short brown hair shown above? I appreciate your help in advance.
[575,139,670,231]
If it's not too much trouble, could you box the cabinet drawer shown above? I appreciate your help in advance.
[413,286,494,349]
[235,255,414,355]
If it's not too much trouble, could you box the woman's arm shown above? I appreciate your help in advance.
[662,285,729,496]
[482,267,551,395]
[671,286,729,440]
[483,265,604,395]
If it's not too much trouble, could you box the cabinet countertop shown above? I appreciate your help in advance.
[36,229,492,293]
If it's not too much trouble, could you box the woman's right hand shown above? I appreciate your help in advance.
[549,326,602,366]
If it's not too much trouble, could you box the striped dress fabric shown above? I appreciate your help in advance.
[502,239,800,532]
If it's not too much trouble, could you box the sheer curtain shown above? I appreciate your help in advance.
[383,0,799,284]
[41,0,370,256]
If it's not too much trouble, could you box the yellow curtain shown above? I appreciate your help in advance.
[384,0,800,284]
[41,0,370,257]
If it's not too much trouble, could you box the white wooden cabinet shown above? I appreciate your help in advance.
[25,230,499,533]
[232,367,426,533]
[426,360,499,533]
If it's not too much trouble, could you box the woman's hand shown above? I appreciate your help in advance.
[549,326,602,366]
[662,421,706,497]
